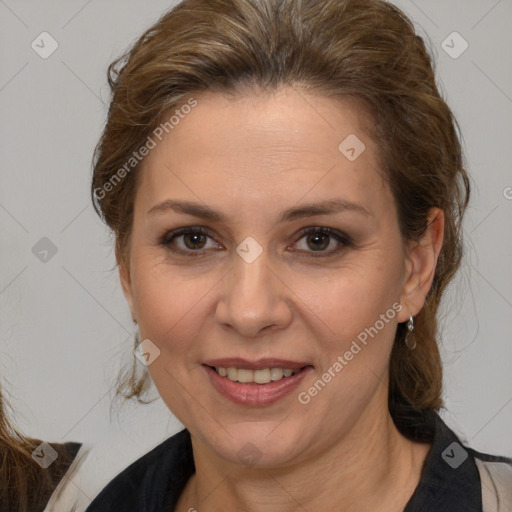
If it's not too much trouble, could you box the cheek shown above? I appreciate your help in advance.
[304,258,402,334]
[130,259,217,353]
[304,263,403,383]
[307,268,402,393]
[131,264,212,415]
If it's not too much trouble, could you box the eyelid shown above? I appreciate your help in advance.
[159,226,221,256]
[290,226,354,255]
[159,225,353,257]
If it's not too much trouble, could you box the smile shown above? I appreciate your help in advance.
[212,366,301,384]
[202,364,313,406]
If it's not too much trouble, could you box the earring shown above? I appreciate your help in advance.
[404,314,416,349]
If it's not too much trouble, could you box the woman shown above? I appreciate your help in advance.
[86,0,512,510]
[0,385,82,511]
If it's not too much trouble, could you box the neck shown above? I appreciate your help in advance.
[176,393,430,512]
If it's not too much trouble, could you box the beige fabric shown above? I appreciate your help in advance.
[43,445,90,512]
[475,458,512,512]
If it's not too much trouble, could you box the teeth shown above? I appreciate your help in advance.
[254,368,271,384]
[237,369,253,383]
[270,368,284,381]
[214,367,300,384]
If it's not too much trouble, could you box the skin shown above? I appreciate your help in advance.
[120,85,444,512]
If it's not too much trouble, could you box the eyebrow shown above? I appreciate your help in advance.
[147,198,371,222]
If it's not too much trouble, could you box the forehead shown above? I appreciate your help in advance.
[136,86,389,218]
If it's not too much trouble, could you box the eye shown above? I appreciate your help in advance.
[159,226,353,258]
[291,227,353,256]
[159,227,221,256]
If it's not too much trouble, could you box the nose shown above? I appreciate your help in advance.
[215,248,293,338]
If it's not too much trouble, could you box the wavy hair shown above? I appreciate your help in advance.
[0,386,75,511]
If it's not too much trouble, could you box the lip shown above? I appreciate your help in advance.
[202,364,313,406]
[203,357,311,371]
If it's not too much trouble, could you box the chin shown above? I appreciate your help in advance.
[205,419,314,469]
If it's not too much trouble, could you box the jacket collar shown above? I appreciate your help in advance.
[165,410,483,511]
[402,410,482,511]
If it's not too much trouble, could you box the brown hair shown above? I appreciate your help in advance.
[91,0,470,416]
[0,386,75,511]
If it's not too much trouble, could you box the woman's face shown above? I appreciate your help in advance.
[121,86,440,467]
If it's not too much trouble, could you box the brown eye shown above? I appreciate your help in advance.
[293,227,353,257]
[182,232,208,250]
[305,232,331,251]
[160,227,220,256]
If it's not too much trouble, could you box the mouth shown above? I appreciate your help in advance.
[205,365,307,384]
[202,359,313,406]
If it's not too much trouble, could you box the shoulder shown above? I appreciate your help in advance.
[469,448,512,511]
[85,429,193,511]
[394,403,512,511]
[20,440,81,512]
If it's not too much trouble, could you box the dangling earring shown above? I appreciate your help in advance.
[404,314,416,349]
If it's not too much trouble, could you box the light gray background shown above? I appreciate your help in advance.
[1,0,511,504]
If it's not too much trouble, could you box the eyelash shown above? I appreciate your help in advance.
[158,226,354,258]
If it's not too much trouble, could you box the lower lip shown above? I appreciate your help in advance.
[203,365,313,406]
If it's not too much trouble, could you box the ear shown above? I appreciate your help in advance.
[398,207,445,323]
[116,245,137,324]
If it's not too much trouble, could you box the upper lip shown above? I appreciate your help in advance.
[203,358,312,370]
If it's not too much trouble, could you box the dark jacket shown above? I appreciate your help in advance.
[85,409,512,511]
